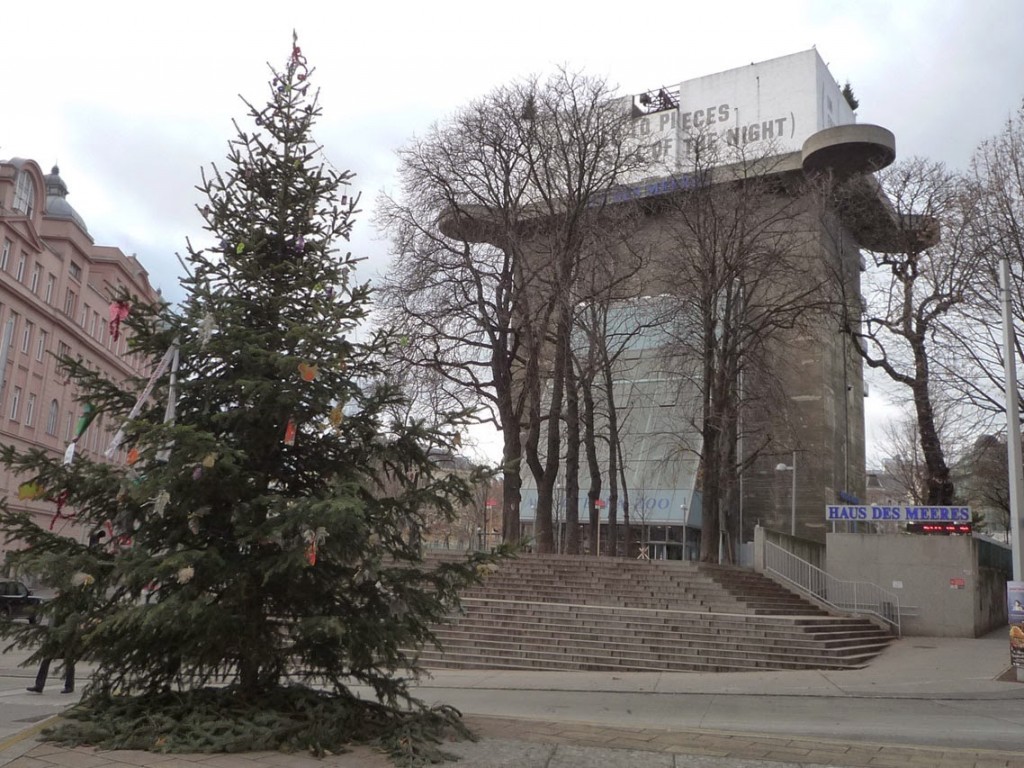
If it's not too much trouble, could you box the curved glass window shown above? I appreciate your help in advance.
[12,171,35,217]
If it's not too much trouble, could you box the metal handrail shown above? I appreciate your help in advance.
[763,540,901,636]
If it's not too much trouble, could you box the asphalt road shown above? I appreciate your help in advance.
[2,629,1023,761]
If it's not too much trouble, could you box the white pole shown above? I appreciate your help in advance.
[1000,259,1024,581]
[790,450,797,537]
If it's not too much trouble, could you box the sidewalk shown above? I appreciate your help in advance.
[1,630,1022,767]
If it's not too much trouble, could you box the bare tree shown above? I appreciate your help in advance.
[836,158,983,505]
[653,141,830,561]
[377,69,646,552]
[935,103,1024,423]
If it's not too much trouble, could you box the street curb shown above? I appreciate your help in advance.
[414,682,1024,701]
[464,714,1024,763]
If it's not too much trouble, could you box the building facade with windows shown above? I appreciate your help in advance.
[0,158,159,558]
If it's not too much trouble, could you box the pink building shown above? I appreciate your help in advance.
[0,158,159,559]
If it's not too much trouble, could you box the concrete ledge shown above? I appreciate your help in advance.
[802,124,896,177]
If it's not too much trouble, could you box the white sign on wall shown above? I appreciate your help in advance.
[625,49,855,186]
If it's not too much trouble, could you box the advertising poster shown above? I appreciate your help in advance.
[1008,581,1024,668]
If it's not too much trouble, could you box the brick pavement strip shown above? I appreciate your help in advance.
[464,716,1024,768]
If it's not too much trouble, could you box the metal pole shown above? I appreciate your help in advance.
[1001,258,1024,581]
[790,450,797,537]
[681,503,688,561]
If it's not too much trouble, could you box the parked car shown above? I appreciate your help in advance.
[0,580,45,623]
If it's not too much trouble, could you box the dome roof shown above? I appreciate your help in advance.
[43,165,89,233]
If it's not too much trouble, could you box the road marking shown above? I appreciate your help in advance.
[0,714,59,753]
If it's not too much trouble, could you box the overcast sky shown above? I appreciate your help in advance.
[5,0,1023,463]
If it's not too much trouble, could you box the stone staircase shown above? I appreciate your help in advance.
[417,553,893,672]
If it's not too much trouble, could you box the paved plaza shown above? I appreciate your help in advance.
[2,629,1023,767]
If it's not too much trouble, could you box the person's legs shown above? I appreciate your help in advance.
[61,659,75,693]
[27,658,51,692]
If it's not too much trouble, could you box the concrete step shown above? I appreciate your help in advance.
[419,553,894,672]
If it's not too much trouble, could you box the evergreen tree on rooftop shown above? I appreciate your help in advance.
[0,35,499,764]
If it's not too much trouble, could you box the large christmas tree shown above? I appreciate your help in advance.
[0,37,499,763]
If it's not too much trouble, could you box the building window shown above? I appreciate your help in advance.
[15,254,26,283]
[89,311,98,338]
[45,400,59,436]
[65,412,74,441]
[12,172,34,217]
[80,303,89,328]
[25,393,36,427]
[69,262,82,281]
[56,341,70,361]
[36,330,47,361]
[20,321,33,353]
[44,274,55,304]
[63,288,76,318]
[7,311,18,337]
[9,386,21,421]
[0,239,9,271]
[29,264,41,294]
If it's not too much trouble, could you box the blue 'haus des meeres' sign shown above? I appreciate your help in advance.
[825,505,971,522]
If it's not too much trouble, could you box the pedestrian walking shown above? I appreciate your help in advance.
[25,595,77,694]
[26,653,74,694]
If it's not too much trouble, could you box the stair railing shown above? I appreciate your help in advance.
[763,540,901,636]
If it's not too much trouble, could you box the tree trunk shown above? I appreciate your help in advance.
[500,422,522,543]
[563,358,582,554]
[911,348,955,504]
[582,375,602,555]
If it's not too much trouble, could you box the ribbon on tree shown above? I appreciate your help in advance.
[63,402,97,465]
[302,526,328,566]
[108,301,131,342]
[48,490,70,530]
[105,343,178,459]
[154,340,181,463]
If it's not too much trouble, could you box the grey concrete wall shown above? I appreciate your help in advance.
[825,533,1008,637]
[755,526,825,571]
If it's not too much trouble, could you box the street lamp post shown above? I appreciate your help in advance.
[680,502,687,561]
[775,451,797,536]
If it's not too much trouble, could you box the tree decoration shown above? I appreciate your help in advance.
[176,566,195,585]
[283,419,297,446]
[127,448,140,466]
[71,571,95,587]
[48,489,70,530]
[105,344,179,459]
[198,314,217,346]
[152,490,171,516]
[108,301,131,341]
[63,403,98,465]
[302,525,328,566]
[298,362,318,382]
[328,405,343,428]
[187,509,207,535]
[191,465,203,481]
[17,481,46,501]
[154,342,181,464]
